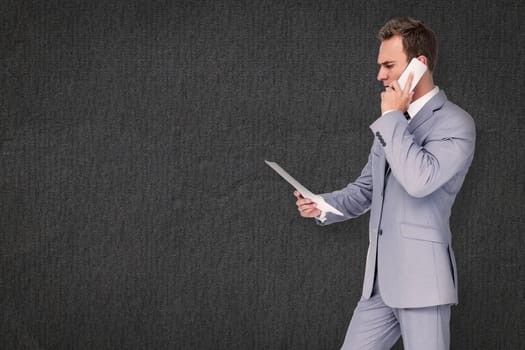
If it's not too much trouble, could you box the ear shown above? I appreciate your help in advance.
[417,55,428,66]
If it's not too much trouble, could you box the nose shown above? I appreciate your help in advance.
[377,66,387,82]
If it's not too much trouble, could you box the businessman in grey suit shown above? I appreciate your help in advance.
[294,18,475,349]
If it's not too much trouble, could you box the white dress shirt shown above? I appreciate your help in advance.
[406,86,440,120]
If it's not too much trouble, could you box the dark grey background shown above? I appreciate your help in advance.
[1,0,524,349]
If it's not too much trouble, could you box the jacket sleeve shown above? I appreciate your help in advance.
[369,108,476,198]
[316,146,374,226]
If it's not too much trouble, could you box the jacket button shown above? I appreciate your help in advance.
[378,229,383,235]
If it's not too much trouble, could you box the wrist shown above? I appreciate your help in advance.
[381,109,398,116]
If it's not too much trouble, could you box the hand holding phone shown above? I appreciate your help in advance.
[397,58,427,92]
[381,58,428,114]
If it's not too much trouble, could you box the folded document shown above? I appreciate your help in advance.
[265,160,344,216]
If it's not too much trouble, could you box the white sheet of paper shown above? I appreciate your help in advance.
[265,160,344,216]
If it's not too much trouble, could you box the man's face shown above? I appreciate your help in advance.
[377,35,409,87]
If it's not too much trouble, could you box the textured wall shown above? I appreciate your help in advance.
[1,0,524,349]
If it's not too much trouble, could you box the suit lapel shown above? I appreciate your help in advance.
[407,90,448,134]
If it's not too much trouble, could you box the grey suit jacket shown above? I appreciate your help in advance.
[319,91,475,308]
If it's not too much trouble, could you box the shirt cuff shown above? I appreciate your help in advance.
[316,211,327,223]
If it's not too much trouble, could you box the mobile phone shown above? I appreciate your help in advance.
[397,58,427,92]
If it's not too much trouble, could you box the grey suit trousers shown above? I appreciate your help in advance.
[340,281,451,350]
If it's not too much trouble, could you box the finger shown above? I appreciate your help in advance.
[390,80,401,92]
[296,197,313,206]
[300,206,320,217]
[293,191,303,199]
[301,210,316,217]
[386,85,398,92]
[298,201,314,210]
[297,200,317,209]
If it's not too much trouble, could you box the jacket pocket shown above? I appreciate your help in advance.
[400,222,446,244]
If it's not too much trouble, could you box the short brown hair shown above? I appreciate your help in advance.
[378,17,438,71]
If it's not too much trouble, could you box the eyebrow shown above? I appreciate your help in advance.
[378,60,396,66]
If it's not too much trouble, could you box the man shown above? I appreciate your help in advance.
[294,17,475,349]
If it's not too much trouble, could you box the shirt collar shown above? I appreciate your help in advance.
[407,86,440,120]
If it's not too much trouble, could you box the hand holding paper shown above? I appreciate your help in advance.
[265,160,344,216]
